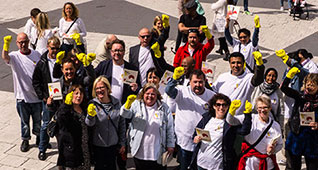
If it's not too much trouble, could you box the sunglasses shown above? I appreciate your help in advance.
[239,36,248,39]
[215,103,227,107]
[111,49,124,53]
[50,47,60,50]
[139,35,151,39]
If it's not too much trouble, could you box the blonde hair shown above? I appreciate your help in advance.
[301,73,318,91]
[47,36,60,46]
[152,16,162,35]
[255,95,271,109]
[92,76,112,98]
[36,12,50,38]
[62,2,79,20]
[137,83,162,101]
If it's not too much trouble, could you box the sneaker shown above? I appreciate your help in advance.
[280,7,284,11]
[38,152,47,161]
[244,11,252,15]
[278,159,286,165]
[36,136,40,146]
[47,143,52,149]
[20,140,29,152]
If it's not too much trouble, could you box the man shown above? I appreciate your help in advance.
[1,33,42,152]
[32,36,60,160]
[24,8,41,38]
[176,0,206,50]
[174,26,214,70]
[165,68,215,170]
[129,27,173,86]
[94,34,118,63]
[224,15,260,71]
[212,52,264,117]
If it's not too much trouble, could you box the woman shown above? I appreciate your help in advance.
[151,15,170,55]
[30,12,53,55]
[59,2,87,54]
[211,0,231,60]
[192,94,252,170]
[85,76,126,170]
[234,95,283,170]
[251,68,284,123]
[120,83,175,170]
[56,85,90,170]
[281,70,318,170]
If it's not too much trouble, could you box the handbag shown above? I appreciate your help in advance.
[47,113,58,138]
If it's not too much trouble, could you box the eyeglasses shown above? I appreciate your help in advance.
[49,47,60,50]
[17,40,29,45]
[111,49,124,53]
[96,86,106,91]
[215,103,227,107]
[239,36,248,39]
[139,35,151,39]
[257,107,269,110]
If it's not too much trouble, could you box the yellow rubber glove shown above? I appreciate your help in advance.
[64,91,73,105]
[200,25,212,40]
[86,53,96,66]
[87,103,97,117]
[162,14,170,28]
[253,51,263,66]
[3,35,12,52]
[151,42,161,58]
[254,15,261,28]
[173,67,185,80]
[229,100,241,116]
[243,100,253,114]
[76,53,86,63]
[56,51,65,64]
[275,49,289,64]
[286,67,300,79]
[71,33,82,45]
[125,95,137,109]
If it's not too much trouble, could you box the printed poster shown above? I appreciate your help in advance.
[48,82,62,100]
[201,62,216,87]
[195,128,211,142]
[123,69,138,85]
[160,70,174,87]
[227,5,240,20]
[300,112,315,126]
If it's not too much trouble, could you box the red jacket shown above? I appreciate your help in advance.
[173,38,214,69]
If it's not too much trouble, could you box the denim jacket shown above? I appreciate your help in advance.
[120,100,175,164]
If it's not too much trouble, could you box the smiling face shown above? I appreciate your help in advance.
[305,80,318,95]
[72,88,83,105]
[190,74,205,95]
[213,99,229,119]
[188,32,199,48]
[111,43,124,65]
[64,4,73,18]
[155,20,163,31]
[16,33,30,54]
[230,57,244,76]
[147,72,160,85]
[265,70,277,84]
[238,32,250,45]
[47,41,60,59]
[257,101,271,122]
[95,81,109,101]
[143,88,157,106]
[62,62,75,82]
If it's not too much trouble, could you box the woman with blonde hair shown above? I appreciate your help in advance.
[30,12,53,54]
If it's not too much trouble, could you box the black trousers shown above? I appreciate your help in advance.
[93,145,117,170]
[218,37,229,53]
[285,149,318,170]
[133,157,166,170]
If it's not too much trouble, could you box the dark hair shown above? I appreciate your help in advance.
[189,69,206,81]
[61,55,76,67]
[68,84,87,109]
[188,29,199,36]
[238,28,251,37]
[110,39,125,51]
[31,8,41,18]
[298,49,313,59]
[264,68,278,79]
[146,67,160,82]
[229,52,245,63]
[208,93,231,117]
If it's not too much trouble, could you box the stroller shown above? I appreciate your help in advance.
[290,0,309,20]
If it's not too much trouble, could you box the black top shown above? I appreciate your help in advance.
[179,14,206,43]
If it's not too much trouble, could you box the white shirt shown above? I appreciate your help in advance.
[232,40,257,73]
[111,64,124,102]
[8,50,41,103]
[30,28,53,55]
[197,117,224,170]
[213,71,254,116]
[135,103,161,160]
[138,46,155,86]
[58,17,87,45]
[47,54,59,82]
[174,87,215,151]
[302,59,318,73]
[24,18,35,38]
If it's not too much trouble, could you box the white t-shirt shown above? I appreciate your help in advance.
[8,50,41,103]
[174,87,215,151]
[111,64,124,102]
[30,28,53,55]
[138,46,155,86]
[24,18,35,38]
[58,17,87,45]
[197,117,224,170]
[135,103,161,160]
[302,59,318,73]
[212,71,254,116]
[232,40,257,73]
[188,47,194,57]
[47,54,59,82]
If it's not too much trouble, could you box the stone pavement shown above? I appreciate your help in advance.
[1,0,318,169]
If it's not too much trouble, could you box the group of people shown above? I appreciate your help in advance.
[1,0,318,170]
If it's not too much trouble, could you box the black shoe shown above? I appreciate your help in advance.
[216,49,224,55]
[36,136,40,146]
[223,52,230,61]
[38,152,47,161]
[47,143,52,149]
[20,140,29,152]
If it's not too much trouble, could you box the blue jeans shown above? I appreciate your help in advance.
[177,145,194,170]
[233,0,249,11]
[39,102,55,152]
[281,0,292,8]
[16,100,42,140]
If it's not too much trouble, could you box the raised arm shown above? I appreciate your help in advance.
[252,15,260,47]
[280,67,302,100]
[2,35,12,64]
[251,51,265,87]
[165,67,184,99]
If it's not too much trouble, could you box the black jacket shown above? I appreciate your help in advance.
[191,112,252,170]
[32,51,52,100]
[95,59,141,104]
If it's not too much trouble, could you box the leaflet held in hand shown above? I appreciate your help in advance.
[201,62,216,87]
[227,5,240,20]
[195,128,211,142]
[48,82,62,100]
[123,69,138,85]
[300,112,315,126]
[160,70,173,87]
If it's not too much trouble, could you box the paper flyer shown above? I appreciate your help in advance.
[162,151,173,167]
[269,134,281,145]
[123,69,138,85]
[300,112,315,126]
[227,5,240,20]
[201,62,216,87]
[160,70,174,86]
[48,82,62,100]
[195,128,211,142]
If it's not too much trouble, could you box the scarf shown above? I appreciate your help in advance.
[237,142,279,170]
[259,82,279,96]
[302,91,318,112]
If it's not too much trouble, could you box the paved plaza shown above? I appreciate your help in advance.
[0,0,318,169]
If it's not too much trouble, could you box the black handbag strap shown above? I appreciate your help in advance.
[65,17,78,34]
[239,43,254,73]
[239,119,273,157]
[93,101,119,134]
